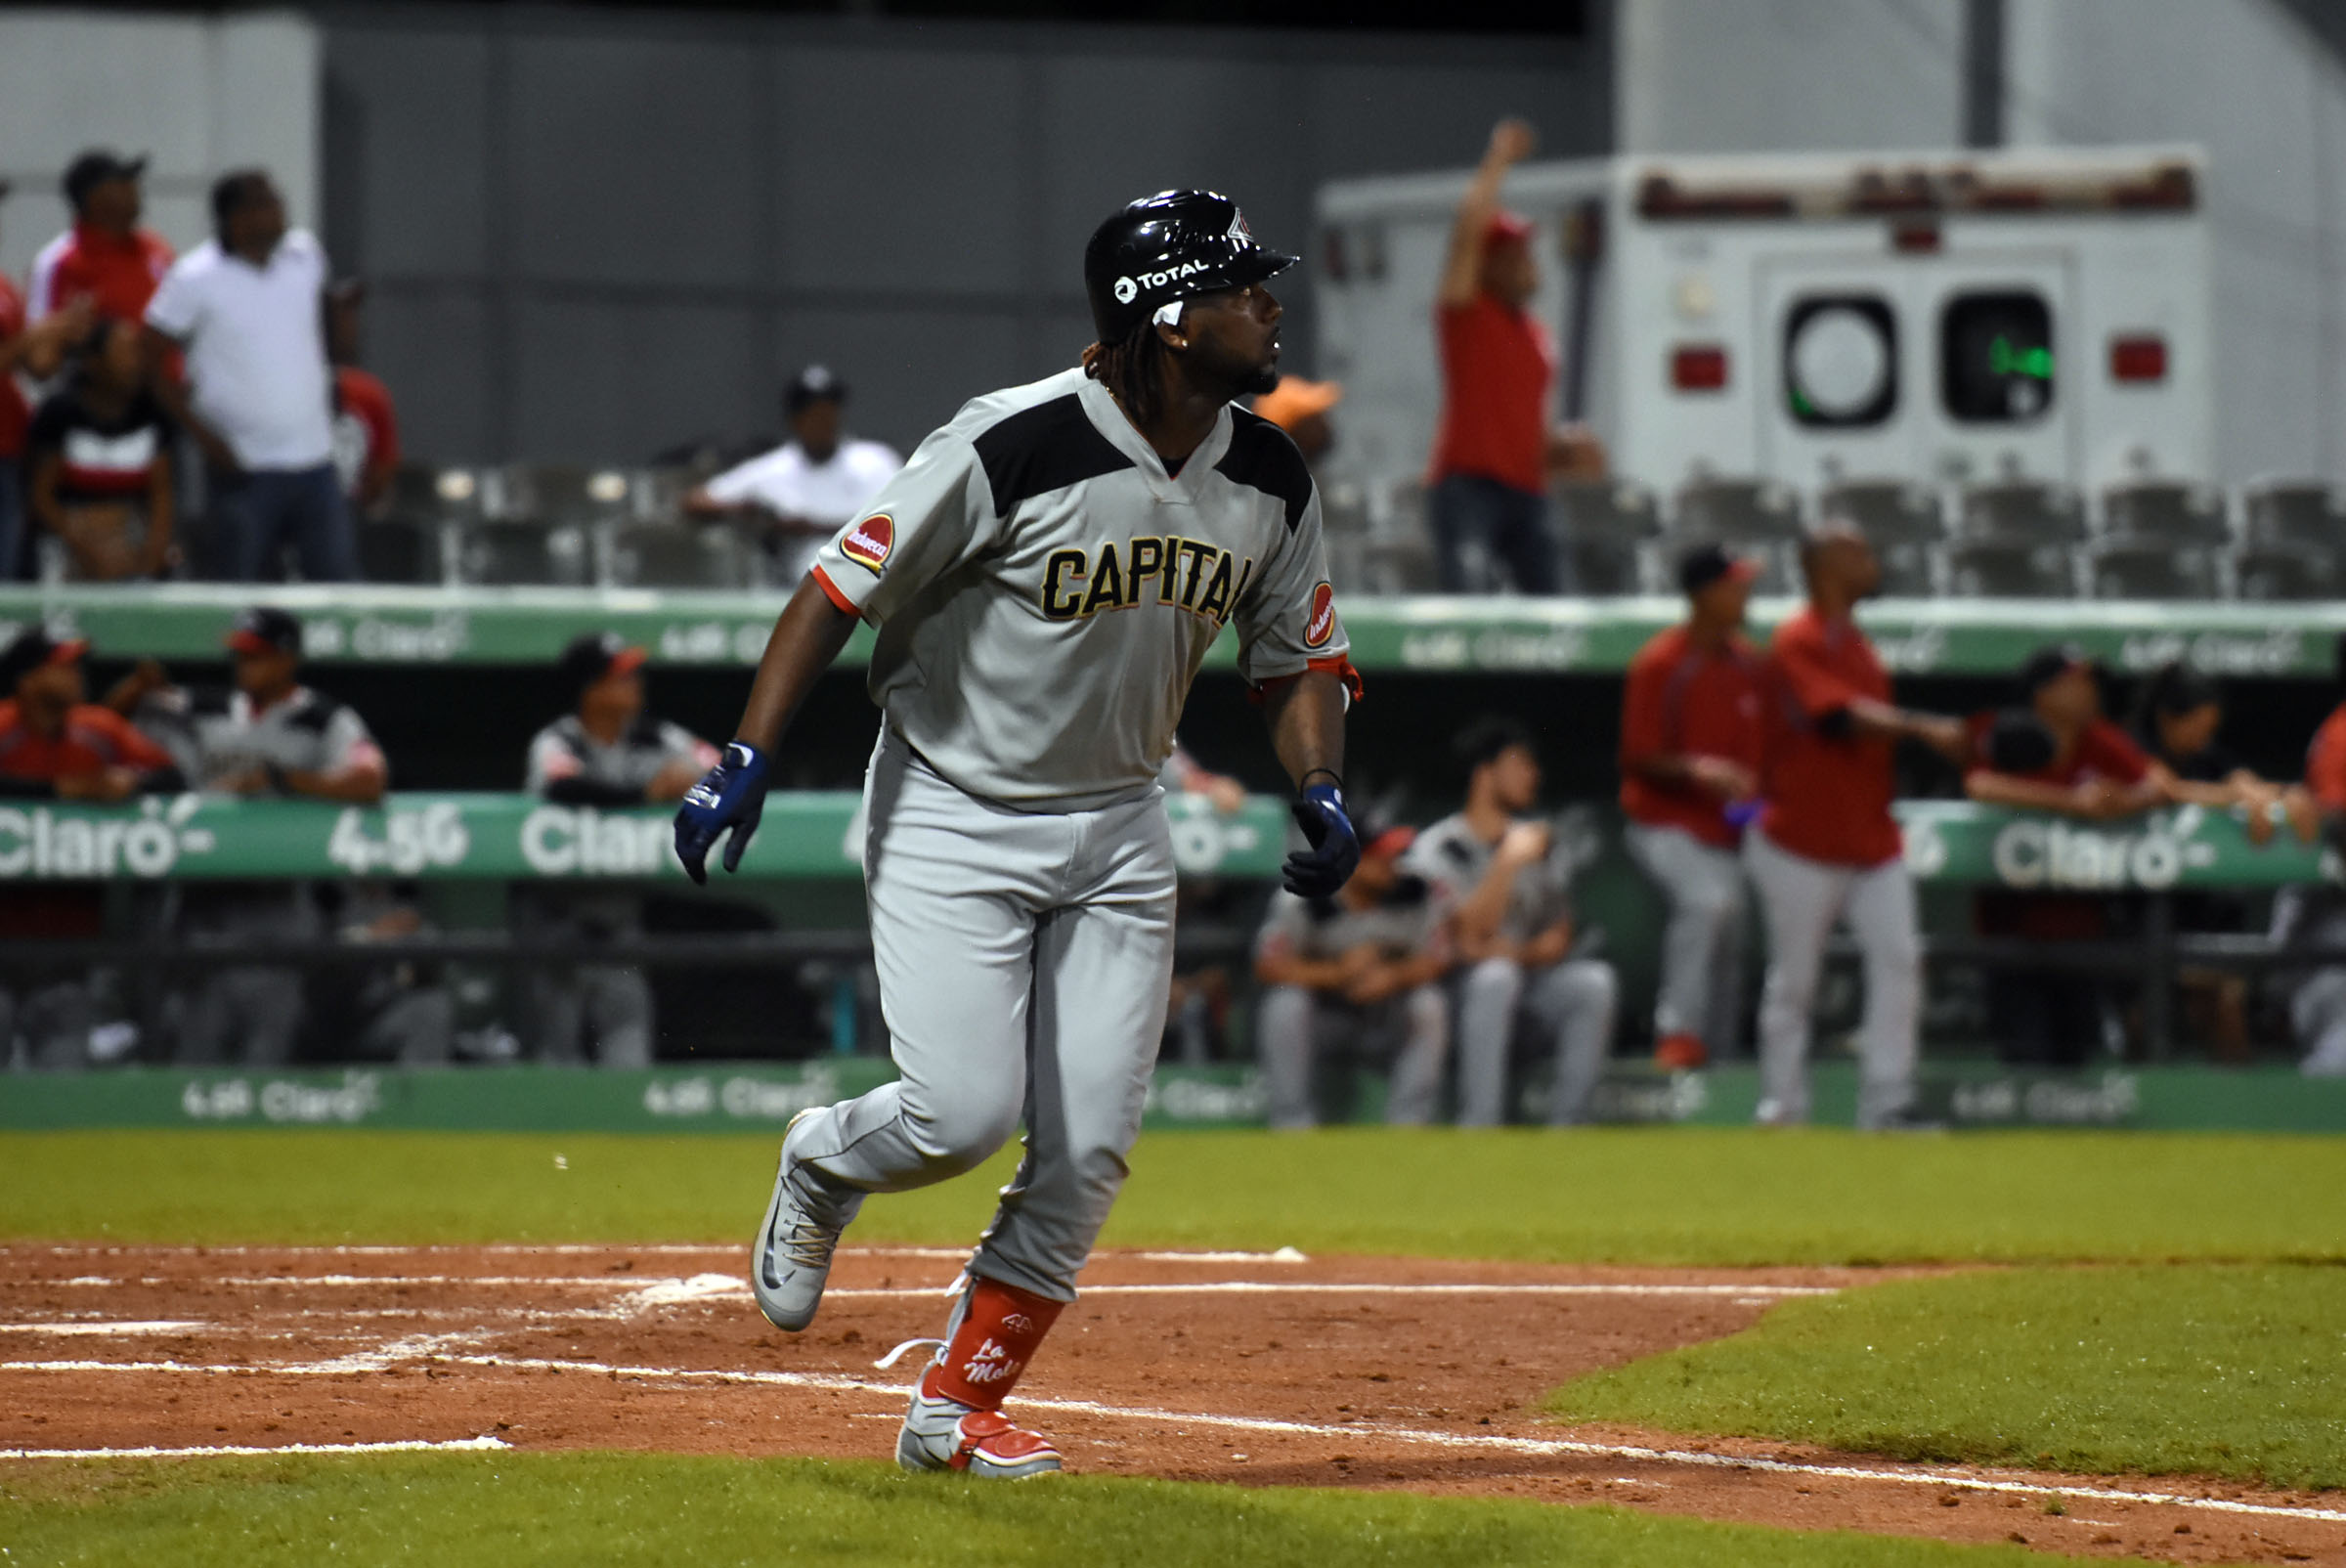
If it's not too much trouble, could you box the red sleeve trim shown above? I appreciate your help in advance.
[808,563,861,618]
[1249,656,1365,706]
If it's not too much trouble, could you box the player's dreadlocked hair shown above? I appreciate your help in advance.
[1082,321,1168,429]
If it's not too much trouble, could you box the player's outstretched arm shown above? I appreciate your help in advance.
[1264,670,1358,899]
[673,578,860,884]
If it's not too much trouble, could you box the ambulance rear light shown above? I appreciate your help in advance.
[1672,344,1729,392]
[2109,334,2168,383]
[1890,222,1941,254]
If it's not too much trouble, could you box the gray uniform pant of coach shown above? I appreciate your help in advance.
[791,733,1176,1304]
[1455,957,1618,1126]
[1744,828,1920,1128]
[1623,822,1747,1055]
[1257,983,1447,1130]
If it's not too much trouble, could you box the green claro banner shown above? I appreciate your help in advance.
[0,791,1289,882]
[1894,800,2334,891]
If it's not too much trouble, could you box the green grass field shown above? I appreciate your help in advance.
[6,1126,2343,1564]
[0,1452,2047,1568]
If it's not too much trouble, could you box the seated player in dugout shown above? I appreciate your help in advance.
[516,632,721,1068]
[1253,812,1454,1129]
[1618,543,1765,1072]
[1406,717,1619,1126]
[673,190,1359,1478]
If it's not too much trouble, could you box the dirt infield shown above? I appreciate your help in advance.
[4,1243,2342,1563]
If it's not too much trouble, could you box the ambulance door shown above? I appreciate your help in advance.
[1756,258,1918,491]
[1909,251,2078,484]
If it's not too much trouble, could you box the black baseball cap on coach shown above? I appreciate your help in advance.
[783,364,846,415]
[1084,191,1297,343]
[1678,543,1760,596]
[558,631,646,696]
[2019,642,2093,698]
[65,150,147,211]
[226,605,302,658]
[1,628,89,692]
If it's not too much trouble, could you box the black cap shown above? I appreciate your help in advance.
[1453,714,1536,775]
[2019,641,2092,698]
[1982,708,2058,774]
[225,605,302,657]
[558,631,646,696]
[1084,190,1297,342]
[0,626,89,691]
[1678,542,1760,595]
[2144,661,2219,719]
[65,150,146,211]
[783,364,846,414]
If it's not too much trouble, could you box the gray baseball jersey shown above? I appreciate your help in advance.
[526,715,717,804]
[1405,813,1574,945]
[140,684,383,793]
[1254,886,1445,968]
[808,367,1347,811]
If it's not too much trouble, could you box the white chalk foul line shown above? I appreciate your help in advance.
[0,1322,207,1335]
[44,1274,1826,1301]
[5,1348,2342,1528]
[0,1437,509,1460]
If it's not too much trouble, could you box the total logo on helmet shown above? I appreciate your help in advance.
[842,514,894,573]
[1304,581,1336,648]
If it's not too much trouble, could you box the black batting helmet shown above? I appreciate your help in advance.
[1084,190,1298,343]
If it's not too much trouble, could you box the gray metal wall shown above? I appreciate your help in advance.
[322,6,1610,466]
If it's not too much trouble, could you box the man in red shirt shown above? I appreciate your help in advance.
[2284,634,2346,1076]
[26,152,175,327]
[1963,645,2167,1066]
[0,627,184,1069]
[326,279,400,516]
[1,180,94,582]
[1620,544,1765,1071]
[1749,521,1968,1128]
[1427,118,1561,594]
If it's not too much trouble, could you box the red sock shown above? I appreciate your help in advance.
[924,1278,1064,1411]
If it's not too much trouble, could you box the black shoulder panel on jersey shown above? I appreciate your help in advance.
[188,685,235,718]
[285,693,340,734]
[972,394,1131,516]
[625,716,666,749]
[1214,406,1314,533]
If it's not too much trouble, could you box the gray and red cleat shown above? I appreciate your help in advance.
[895,1374,1063,1479]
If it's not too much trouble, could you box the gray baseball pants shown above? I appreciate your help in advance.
[1623,821,1747,1055]
[1256,982,1448,1130]
[790,732,1176,1304]
[1744,827,1920,1128]
[1455,956,1619,1126]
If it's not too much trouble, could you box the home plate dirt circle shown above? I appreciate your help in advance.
[3,1243,2340,1563]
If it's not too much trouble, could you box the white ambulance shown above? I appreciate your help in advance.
[1312,147,2210,504]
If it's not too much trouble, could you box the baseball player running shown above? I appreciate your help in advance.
[674,191,1360,1478]
[1748,521,1967,1128]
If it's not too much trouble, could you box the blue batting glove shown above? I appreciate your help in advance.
[1283,781,1361,899]
[674,741,769,886]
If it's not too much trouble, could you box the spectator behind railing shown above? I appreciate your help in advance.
[26,151,173,328]
[326,278,400,520]
[1405,717,1619,1127]
[132,606,390,1066]
[0,180,97,583]
[1250,374,1341,472]
[144,171,355,583]
[1428,118,1565,595]
[1254,813,1453,1130]
[685,365,901,588]
[515,632,719,1067]
[1963,646,2164,1067]
[0,628,184,1070]
[25,319,175,581]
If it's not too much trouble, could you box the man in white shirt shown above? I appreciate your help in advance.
[685,365,900,587]
[144,170,354,582]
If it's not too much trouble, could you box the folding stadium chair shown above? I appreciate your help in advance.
[2083,537,2221,600]
[1953,479,2087,544]
[2231,544,2341,602]
[2099,480,2230,545]
[1817,478,1944,544]
[2240,480,2346,550]
[605,522,751,589]
[354,517,449,585]
[449,521,594,587]
[1937,539,2078,597]
[1547,481,1658,595]
[511,464,635,528]
[1671,476,1803,544]
[1874,538,1936,596]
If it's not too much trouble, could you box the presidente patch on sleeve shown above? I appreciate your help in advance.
[1303,581,1337,648]
[841,514,894,574]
